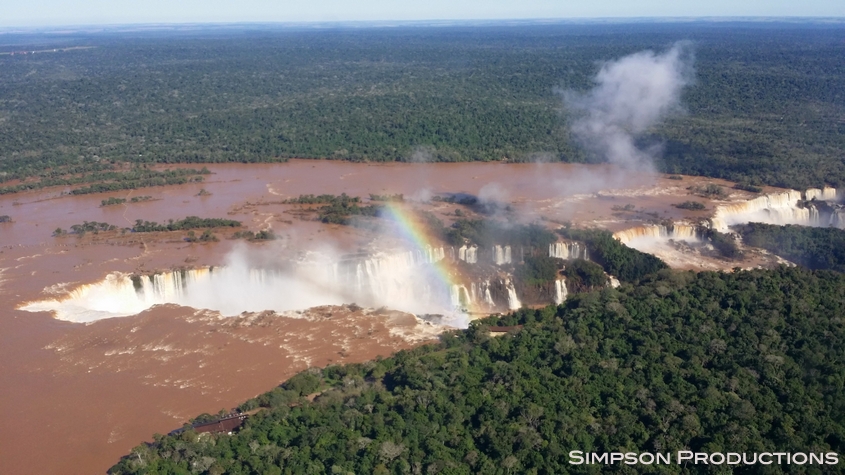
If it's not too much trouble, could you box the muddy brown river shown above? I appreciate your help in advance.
[0,160,766,474]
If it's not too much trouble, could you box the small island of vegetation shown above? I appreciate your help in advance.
[54,216,242,236]
[673,201,706,211]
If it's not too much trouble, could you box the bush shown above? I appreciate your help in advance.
[101,197,126,207]
[733,183,763,193]
[689,184,728,199]
[673,201,706,210]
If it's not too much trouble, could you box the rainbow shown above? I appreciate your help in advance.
[380,202,481,316]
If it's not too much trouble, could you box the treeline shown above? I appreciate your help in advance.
[317,195,381,225]
[70,168,208,195]
[101,197,126,206]
[369,193,404,202]
[736,222,845,272]
[687,184,728,200]
[232,229,277,241]
[561,258,609,292]
[54,221,117,236]
[54,216,242,236]
[283,193,384,224]
[512,255,560,286]
[432,195,478,206]
[283,194,359,205]
[110,265,845,474]
[131,216,241,233]
[673,201,706,211]
[101,195,154,206]
[185,230,218,243]
[511,254,608,294]
[2,24,845,190]
[0,167,209,196]
[733,183,763,193]
[557,227,668,282]
[445,219,558,249]
[699,227,743,260]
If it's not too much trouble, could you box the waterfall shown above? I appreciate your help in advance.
[450,284,472,309]
[671,224,698,240]
[450,285,461,308]
[613,224,702,244]
[492,245,512,265]
[615,188,845,243]
[457,245,478,264]
[549,242,588,260]
[554,279,568,305]
[708,189,845,232]
[20,242,557,323]
[330,246,452,312]
[151,272,181,302]
[138,268,212,305]
[483,282,494,308]
[20,246,472,322]
[505,279,521,310]
[828,209,845,227]
[22,272,160,323]
[468,246,478,264]
[470,280,496,308]
[805,187,839,202]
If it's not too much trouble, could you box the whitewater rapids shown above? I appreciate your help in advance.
[710,188,845,231]
[21,248,459,324]
[20,241,588,325]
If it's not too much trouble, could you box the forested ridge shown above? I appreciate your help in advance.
[737,223,845,273]
[110,266,845,474]
[1,22,844,190]
[557,227,669,282]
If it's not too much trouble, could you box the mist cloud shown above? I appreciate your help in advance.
[562,42,694,171]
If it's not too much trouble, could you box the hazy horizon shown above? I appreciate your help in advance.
[2,16,845,34]
[3,0,843,29]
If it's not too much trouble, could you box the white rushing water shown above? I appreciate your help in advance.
[610,187,845,269]
[21,238,596,324]
[554,279,568,305]
[549,242,588,260]
[473,280,496,308]
[21,246,469,324]
[457,245,478,264]
[613,188,845,246]
[613,224,701,244]
[505,278,521,310]
[710,189,845,232]
[492,245,512,265]
[22,239,559,324]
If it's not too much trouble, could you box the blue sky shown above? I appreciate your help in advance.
[3,0,844,28]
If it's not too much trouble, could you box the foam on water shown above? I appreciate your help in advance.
[710,189,845,232]
[21,245,543,326]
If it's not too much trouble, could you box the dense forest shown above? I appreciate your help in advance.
[736,223,845,272]
[1,22,844,190]
[110,265,845,474]
[556,228,668,282]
